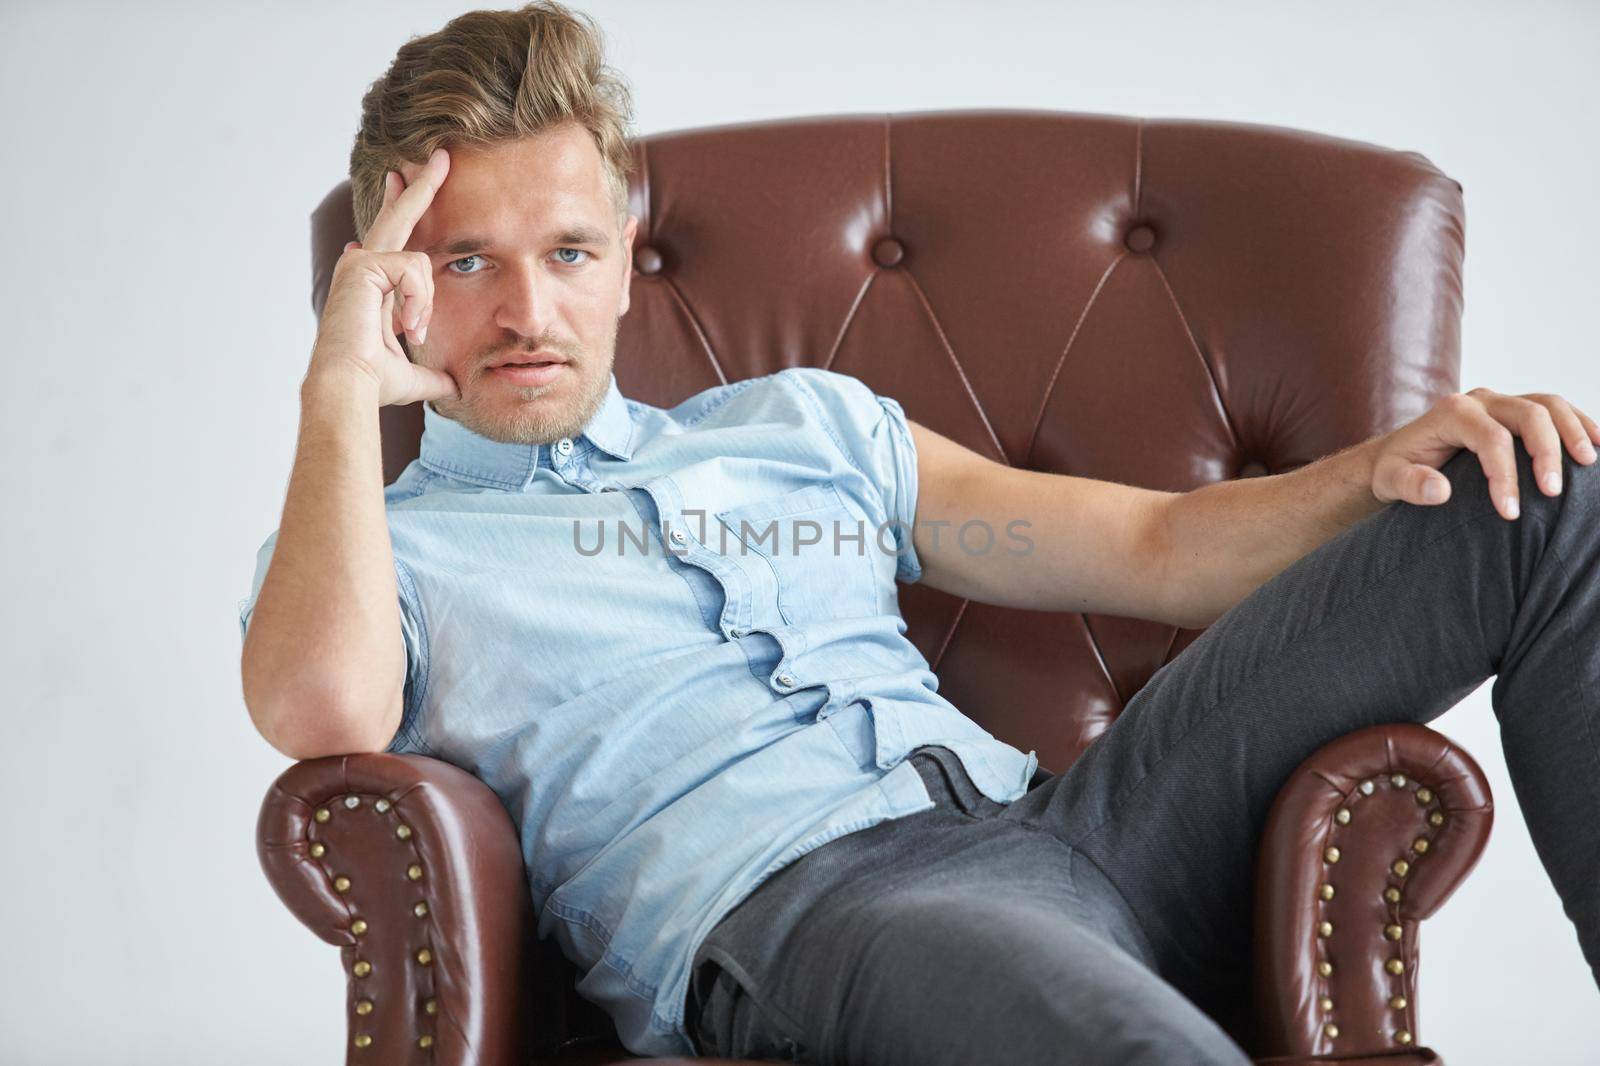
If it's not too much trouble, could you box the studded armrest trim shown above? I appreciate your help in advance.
[1252,723,1492,1061]
[257,752,540,1066]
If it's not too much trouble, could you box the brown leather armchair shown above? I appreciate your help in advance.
[257,109,1493,1066]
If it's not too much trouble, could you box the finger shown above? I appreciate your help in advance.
[1510,399,1566,496]
[1460,405,1522,519]
[1409,462,1450,505]
[1373,452,1451,507]
[1567,404,1600,459]
[397,362,461,405]
[1542,397,1598,466]
[363,148,450,253]
[381,288,405,360]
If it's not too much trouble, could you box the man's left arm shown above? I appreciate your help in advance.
[1161,386,1600,629]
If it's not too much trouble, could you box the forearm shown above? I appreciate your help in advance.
[240,364,404,751]
[1160,437,1387,629]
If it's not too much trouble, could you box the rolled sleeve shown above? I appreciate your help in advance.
[778,367,924,585]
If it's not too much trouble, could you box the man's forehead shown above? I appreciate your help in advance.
[403,136,613,249]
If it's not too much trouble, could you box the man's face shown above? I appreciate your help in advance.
[399,124,638,444]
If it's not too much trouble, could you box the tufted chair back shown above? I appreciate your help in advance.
[312,107,1465,775]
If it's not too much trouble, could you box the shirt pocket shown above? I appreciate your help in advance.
[714,481,881,625]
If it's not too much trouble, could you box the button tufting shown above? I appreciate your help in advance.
[1124,224,1157,253]
[634,245,663,275]
[871,236,905,268]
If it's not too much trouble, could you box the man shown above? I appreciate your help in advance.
[239,4,1600,1062]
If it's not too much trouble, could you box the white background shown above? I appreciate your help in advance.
[3,1,1596,1062]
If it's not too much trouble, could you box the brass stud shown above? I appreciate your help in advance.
[1413,837,1430,854]
[1317,921,1333,938]
[1319,883,1336,901]
[396,824,413,841]
[353,1033,372,1049]
[344,795,361,809]
[1360,780,1375,796]
[1385,924,1403,941]
[1396,1029,1413,1045]
[1390,994,1408,1010]
[351,919,368,936]
[334,876,351,893]
[1323,1022,1339,1039]
[424,998,438,1015]
[355,999,373,1015]
[419,1035,434,1049]
[417,947,433,966]
[1429,811,1446,827]
[1384,887,1402,903]
[310,842,326,858]
[1319,996,1333,1012]
[1386,957,1405,975]
[1317,960,1333,977]
[1391,773,1408,788]
[1324,846,1341,864]
[315,808,331,824]
[1335,808,1351,825]
[407,864,424,881]
[1392,859,1410,877]
[353,960,372,978]
[1416,787,1433,804]
[414,901,429,918]
[375,798,391,812]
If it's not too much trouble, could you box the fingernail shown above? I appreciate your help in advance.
[1424,479,1445,503]
[417,324,427,344]
[1583,441,1597,462]
[1542,471,1562,494]
[1504,495,1520,519]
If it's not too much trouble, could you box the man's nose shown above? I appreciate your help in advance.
[494,262,555,337]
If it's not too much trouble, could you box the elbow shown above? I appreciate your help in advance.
[242,664,400,760]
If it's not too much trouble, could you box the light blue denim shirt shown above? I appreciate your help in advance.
[239,366,1039,1057]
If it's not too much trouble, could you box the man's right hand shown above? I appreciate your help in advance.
[306,147,461,407]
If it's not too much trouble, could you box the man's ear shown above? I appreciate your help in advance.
[618,214,640,317]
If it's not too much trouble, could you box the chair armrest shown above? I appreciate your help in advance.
[1252,723,1492,1062]
[256,752,541,1065]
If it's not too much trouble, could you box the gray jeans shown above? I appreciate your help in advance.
[684,439,1600,1064]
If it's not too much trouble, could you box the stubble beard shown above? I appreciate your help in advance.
[425,316,619,445]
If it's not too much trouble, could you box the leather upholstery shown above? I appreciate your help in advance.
[263,109,1488,1065]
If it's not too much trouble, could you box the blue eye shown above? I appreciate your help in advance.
[555,248,590,266]
[446,254,483,274]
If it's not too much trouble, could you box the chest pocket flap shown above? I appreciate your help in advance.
[715,481,881,625]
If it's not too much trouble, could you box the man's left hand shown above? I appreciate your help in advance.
[1370,387,1600,520]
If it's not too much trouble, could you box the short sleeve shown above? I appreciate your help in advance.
[778,367,924,585]
[238,529,429,755]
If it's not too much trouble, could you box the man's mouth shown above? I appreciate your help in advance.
[488,357,570,386]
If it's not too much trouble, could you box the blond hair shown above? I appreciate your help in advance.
[348,2,637,244]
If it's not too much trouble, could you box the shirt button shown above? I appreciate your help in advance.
[669,528,687,545]
[775,672,796,688]
[555,437,574,456]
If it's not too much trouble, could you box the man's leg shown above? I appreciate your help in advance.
[686,749,1254,1065]
[1002,437,1600,1035]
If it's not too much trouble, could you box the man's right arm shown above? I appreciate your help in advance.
[240,364,404,759]
[241,148,457,760]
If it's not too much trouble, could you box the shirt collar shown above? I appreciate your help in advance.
[418,370,635,487]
